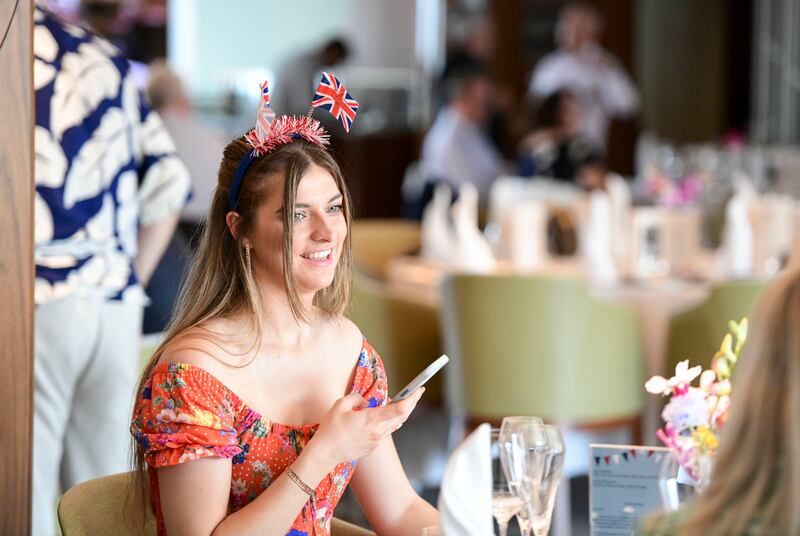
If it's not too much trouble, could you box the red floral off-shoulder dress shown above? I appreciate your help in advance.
[130,337,388,536]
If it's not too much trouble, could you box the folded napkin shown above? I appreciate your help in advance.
[751,194,794,275]
[505,200,547,270]
[450,183,496,272]
[579,191,618,284]
[605,174,632,274]
[438,423,494,536]
[790,203,800,268]
[717,174,755,278]
[421,183,454,263]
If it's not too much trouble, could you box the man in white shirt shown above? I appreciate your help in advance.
[420,65,506,206]
[529,3,639,151]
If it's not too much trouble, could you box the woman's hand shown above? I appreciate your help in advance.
[309,388,425,467]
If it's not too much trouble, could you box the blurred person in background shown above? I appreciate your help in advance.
[142,60,228,333]
[273,38,351,117]
[519,90,607,191]
[529,2,639,151]
[79,0,125,44]
[146,59,227,229]
[79,0,150,87]
[33,5,190,535]
[415,64,506,215]
[640,268,800,535]
[440,14,520,157]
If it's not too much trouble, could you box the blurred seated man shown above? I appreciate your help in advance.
[518,90,606,191]
[412,64,506,218]
[529,2,639,152]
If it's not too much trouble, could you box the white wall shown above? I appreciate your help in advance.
[169,0,417,98]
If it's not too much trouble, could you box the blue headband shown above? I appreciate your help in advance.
[228,150,256,212]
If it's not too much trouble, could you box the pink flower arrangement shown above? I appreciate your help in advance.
[645,318,747,484]
[644,168,705,207]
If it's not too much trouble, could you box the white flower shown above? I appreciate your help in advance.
[645,360,703,395]
[661,387,711,432]
[699,369,716,391]
[645,375,670,395]
[672,360,702,386]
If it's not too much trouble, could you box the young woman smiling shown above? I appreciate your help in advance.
[130,130,438,535]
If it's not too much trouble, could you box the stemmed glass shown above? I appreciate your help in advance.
[500,418,565,536]
[491,429,524,536]
[498,417,543,536]
[529,426,565,536]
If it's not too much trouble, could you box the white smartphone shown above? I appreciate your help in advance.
[388,354,449,404]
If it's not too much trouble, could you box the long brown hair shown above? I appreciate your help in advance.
[680,269,800,535]
[128,137,353,523]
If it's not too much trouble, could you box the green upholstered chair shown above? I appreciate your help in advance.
[350,219,420,280]
[347,273,443,404]
[58,472,375,536]
[665,280,768,374]
[440,274,643,425]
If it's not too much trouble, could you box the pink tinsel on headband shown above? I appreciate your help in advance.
[245,115,330,157]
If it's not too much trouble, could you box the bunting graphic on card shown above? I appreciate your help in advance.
[311,71,359,132]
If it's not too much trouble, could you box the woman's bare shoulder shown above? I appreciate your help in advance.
[320,314,364,369]
[156,319,254,374]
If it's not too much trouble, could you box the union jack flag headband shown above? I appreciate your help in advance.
[228,73,359,212]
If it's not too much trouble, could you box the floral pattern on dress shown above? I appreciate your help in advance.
[130,338,387,536]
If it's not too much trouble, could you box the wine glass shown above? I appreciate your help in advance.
[527,425,566,536]
[491,429,524,536]
[499,417,543,536]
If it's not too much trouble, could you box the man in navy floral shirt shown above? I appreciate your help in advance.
[33,4,191,534]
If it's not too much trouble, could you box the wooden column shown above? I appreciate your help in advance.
[0,0,34,534]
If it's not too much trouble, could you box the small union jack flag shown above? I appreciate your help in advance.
[254,80,276,140]
[311,72,359,133]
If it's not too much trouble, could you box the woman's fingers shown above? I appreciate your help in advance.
[378,388,425,433]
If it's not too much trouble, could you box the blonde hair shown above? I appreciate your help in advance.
[680,269,800,535]
[128,136,353,523]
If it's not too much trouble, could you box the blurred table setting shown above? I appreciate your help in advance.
[378,160,799,443]
[435,418,567,536]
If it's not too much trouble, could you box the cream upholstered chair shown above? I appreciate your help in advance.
[666,279,768,373]
[350,219,421,280]
[58,472,375,536]
[440,273,643,426]
[347,273,444,404]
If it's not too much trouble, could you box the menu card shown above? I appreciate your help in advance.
[589,444,669,536]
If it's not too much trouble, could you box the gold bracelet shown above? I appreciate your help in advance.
[286,466,316,509]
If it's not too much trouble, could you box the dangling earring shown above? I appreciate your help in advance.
[245,243,253,278]
[245,243,256,314]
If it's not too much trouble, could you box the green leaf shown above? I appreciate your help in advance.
[716,357,730,377]
[728,320,739,335]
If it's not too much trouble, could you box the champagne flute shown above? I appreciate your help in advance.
[529,425,566,536]
[491,429,524,536]
[499,417,543,536]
